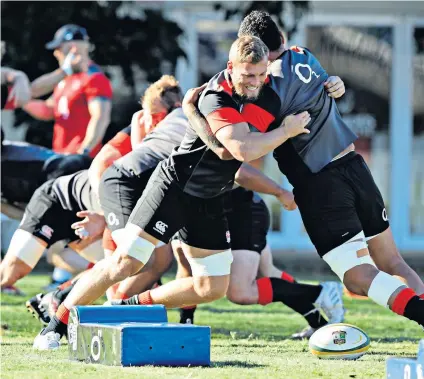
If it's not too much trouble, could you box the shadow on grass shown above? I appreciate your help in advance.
[200,306,276,314]
[368,351,417,358]
[372,337,421,344]
[212,328,295,341]
[1,342,33,346]
[212,360,267,368]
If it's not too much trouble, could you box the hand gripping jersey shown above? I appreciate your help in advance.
[168,70,282,199]
[267,47,358,187]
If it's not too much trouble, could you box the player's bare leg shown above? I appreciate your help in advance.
[146,241,230,308]
[324,235,424,327]
[258,244,295,281]
[113,243,173,299]
[367,227,424,295]
[226,249,260,304]
[172,239,197,323]
[0,230,47,289]
[228,248,343,337]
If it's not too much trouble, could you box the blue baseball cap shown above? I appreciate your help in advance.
[45,24,89,50]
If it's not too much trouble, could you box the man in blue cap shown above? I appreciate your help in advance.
[23,24,112,157]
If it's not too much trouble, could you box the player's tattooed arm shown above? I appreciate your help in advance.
[182,85,234,160]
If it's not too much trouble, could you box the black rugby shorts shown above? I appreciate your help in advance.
[99,165,154,233]
[128,161,231,250]
[294,152,389,257]
[19,180,79,246]
[227,188,270,253]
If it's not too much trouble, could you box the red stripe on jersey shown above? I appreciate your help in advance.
[206,107,245,134]
[290,46,305,54]
[264,76,270,84]
[106,131,132,156]
[241,103,275,133]
[219,80,233,96]
[3,86,15,110]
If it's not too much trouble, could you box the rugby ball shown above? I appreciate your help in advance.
[309,323,370,360]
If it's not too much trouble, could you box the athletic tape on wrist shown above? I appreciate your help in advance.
[187,249,233,277]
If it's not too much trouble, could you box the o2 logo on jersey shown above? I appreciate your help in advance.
[107,212,120,226]
[57,96,70,119]
[294,63,321,84]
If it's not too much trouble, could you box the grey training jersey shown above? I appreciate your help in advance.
[115,108,188,177]
[52,170,102,213]
[268,47,358,186]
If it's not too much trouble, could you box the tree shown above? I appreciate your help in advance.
[1,1,309,147]
[1,1,185,146]
[215,1,310,39]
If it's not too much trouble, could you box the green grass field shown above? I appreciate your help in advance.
[1,275,421,379]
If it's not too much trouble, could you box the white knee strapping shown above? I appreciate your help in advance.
[9,229,46,268]
[111,228,125,245]
[187,249,233,277]
[368,271,406,307]
[78,239,104,263]
[323,231,375,281]
[114,224,156,264]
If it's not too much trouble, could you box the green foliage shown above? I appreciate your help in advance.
[1,1,185,145]
[1,1,185,87]
[215,1,310,38]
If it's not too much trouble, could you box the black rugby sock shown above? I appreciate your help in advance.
[179,306,196,324]
[404,297,424,326]
[41,315,67,337]
[55,281,77,303]
[257,278,325,328]
[270,278,322,303]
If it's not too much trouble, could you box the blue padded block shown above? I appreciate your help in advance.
[121,323,210,366]
[71,305,167,324]
[68,322,211,367]
[386,339,424,379]
[386,358,423,379]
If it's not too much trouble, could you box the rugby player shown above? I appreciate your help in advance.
[25,75,187,322]
[30,77,347,339]
[193,11,424,328]
[32,36,324,350]
[174,85,345,339]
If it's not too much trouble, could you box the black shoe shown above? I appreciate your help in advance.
[179,308,195,324]
[26,293,51,324]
